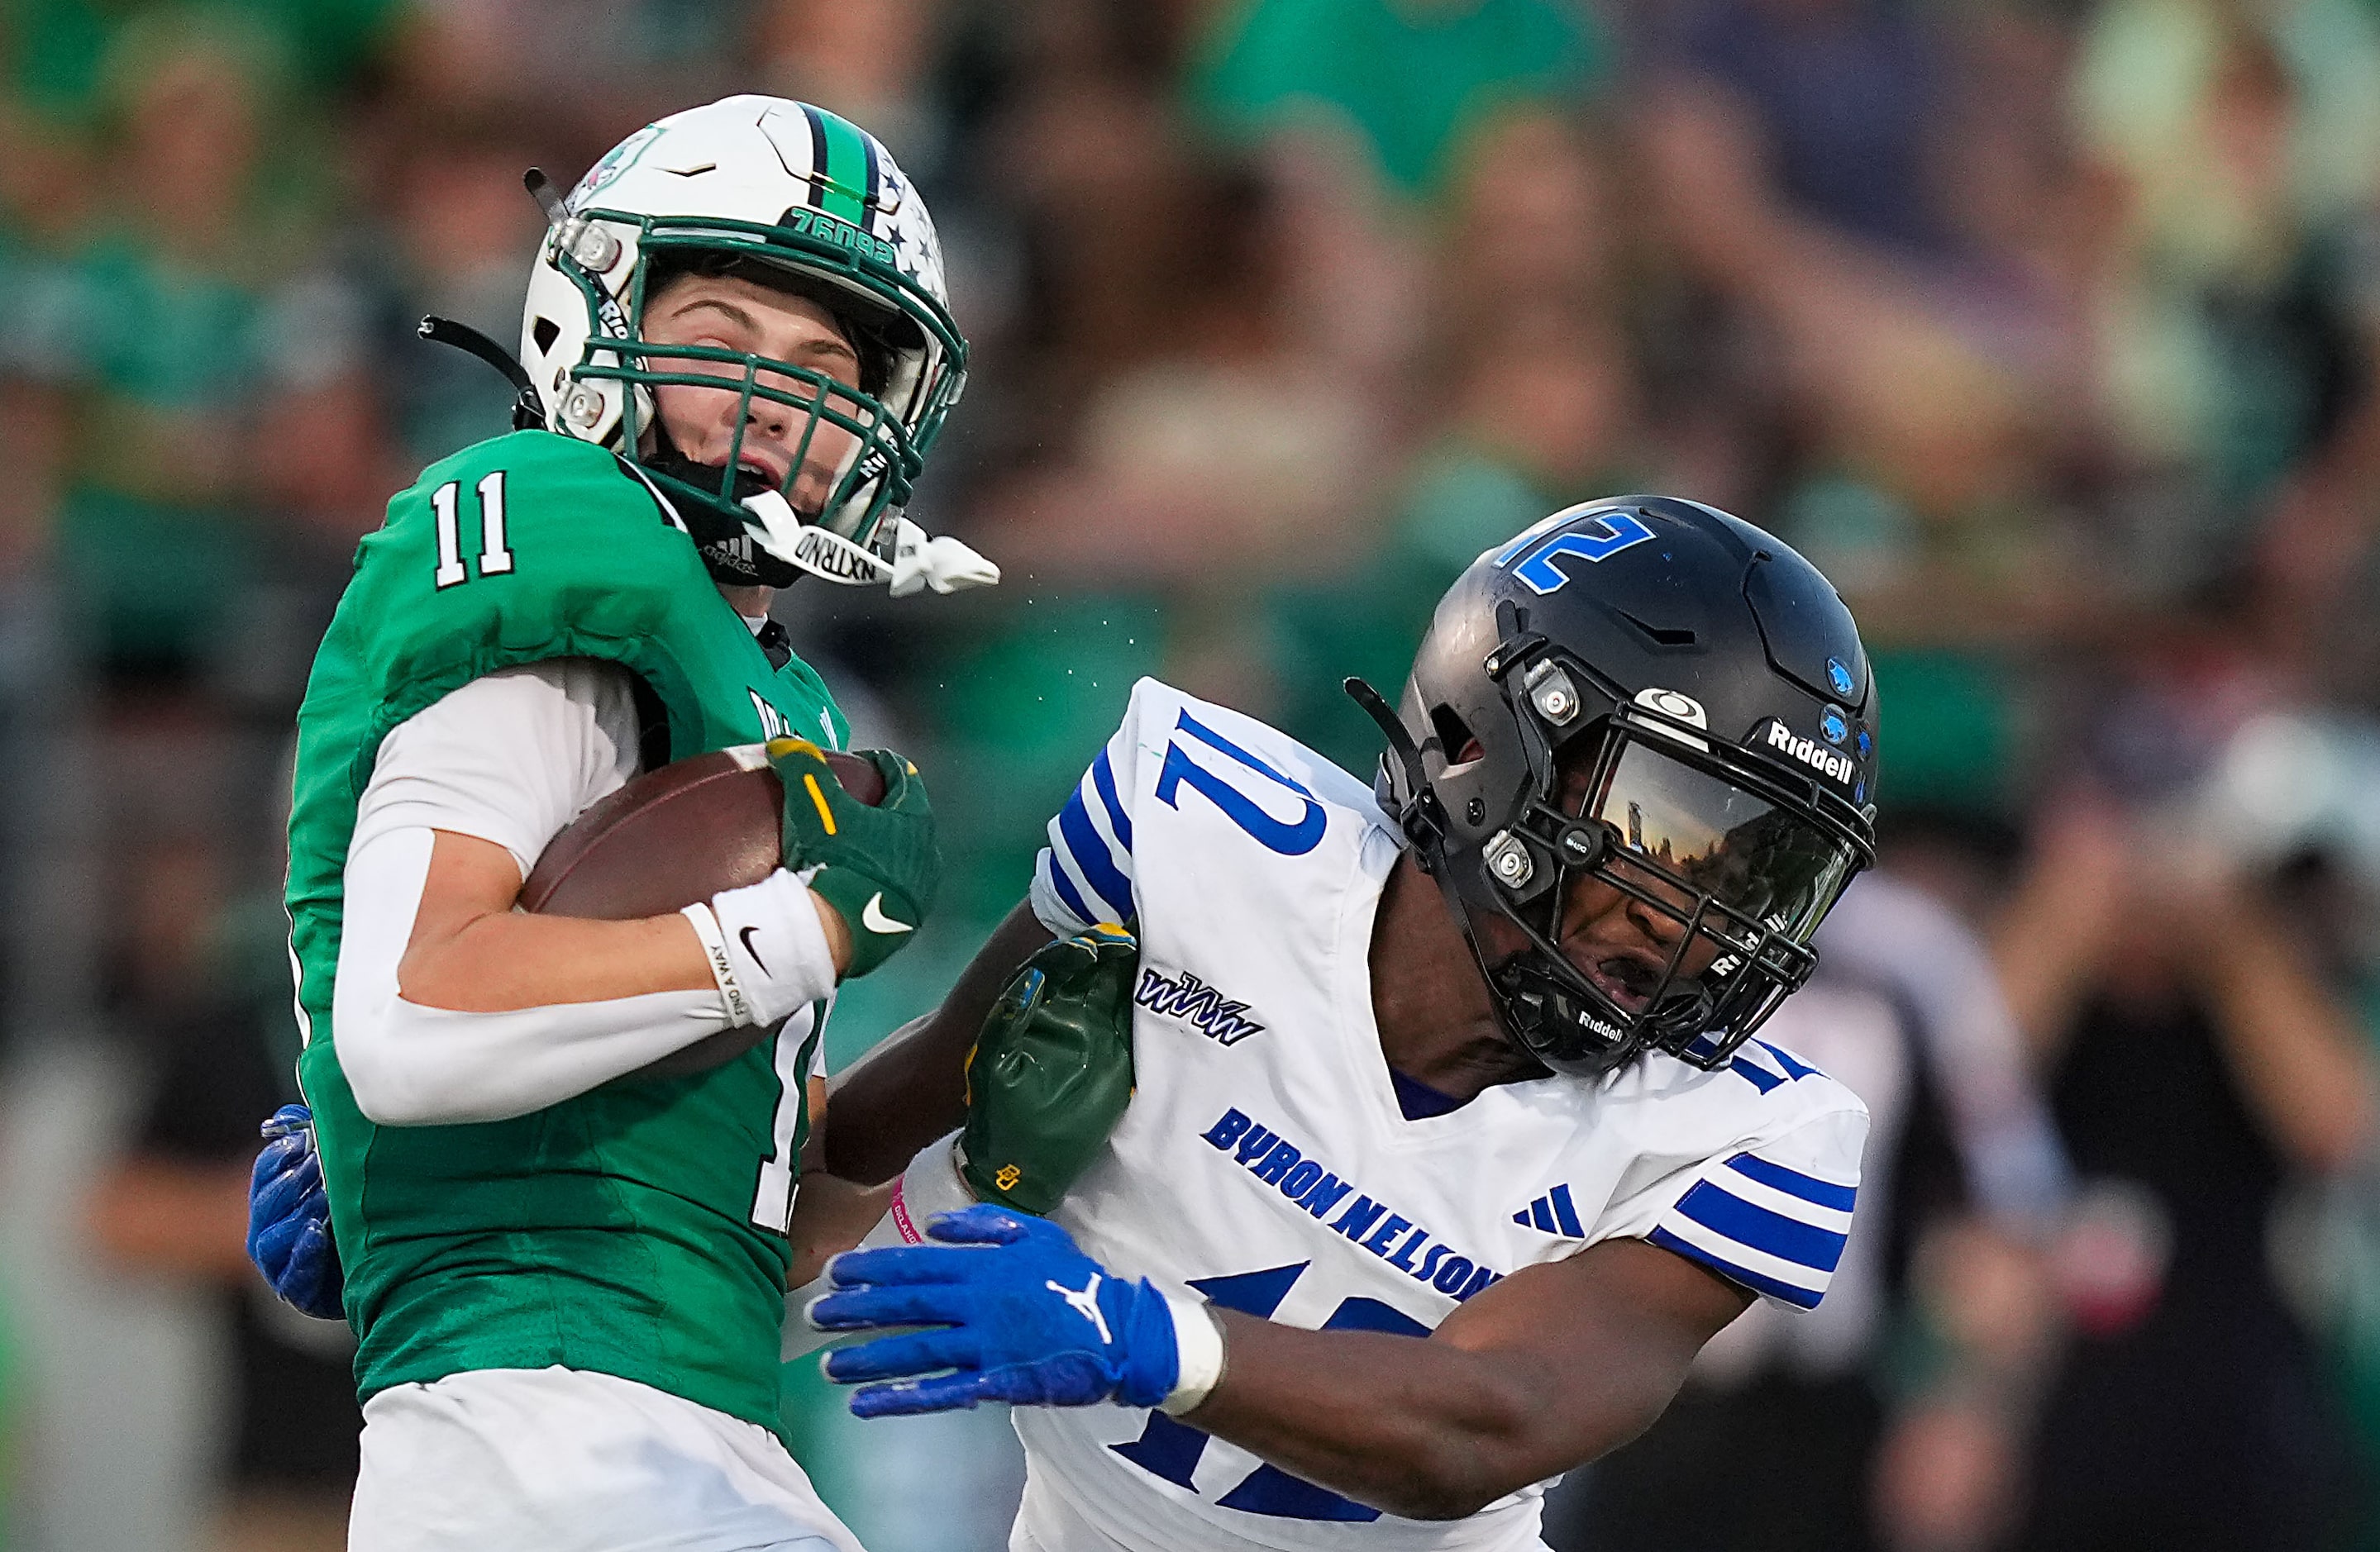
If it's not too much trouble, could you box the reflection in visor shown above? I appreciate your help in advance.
[1587,737,1856,941]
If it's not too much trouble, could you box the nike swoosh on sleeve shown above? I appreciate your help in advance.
[737,924,770,974]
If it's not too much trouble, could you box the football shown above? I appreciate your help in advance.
[521,743,885,1076]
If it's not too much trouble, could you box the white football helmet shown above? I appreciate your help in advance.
[519,95,971,586]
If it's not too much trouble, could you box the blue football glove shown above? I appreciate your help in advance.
[247,1104,345,1321]
[808,1204,1180,1417]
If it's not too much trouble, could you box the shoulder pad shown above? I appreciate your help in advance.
[346,431,718,708]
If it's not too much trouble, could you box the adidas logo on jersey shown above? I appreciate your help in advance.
[1135,967,1266,1046]
[1513,1183,1587,1238]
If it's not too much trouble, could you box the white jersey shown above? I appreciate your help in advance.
[1021,679,1871,1552]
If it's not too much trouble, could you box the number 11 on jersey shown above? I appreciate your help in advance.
[431,470,517,588]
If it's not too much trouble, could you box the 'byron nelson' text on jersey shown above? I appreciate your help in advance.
[1023,679,1871,1552]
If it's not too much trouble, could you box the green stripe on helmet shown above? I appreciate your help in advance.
[809,107,871,226]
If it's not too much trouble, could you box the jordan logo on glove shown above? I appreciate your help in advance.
[1049,1273,1112,1343]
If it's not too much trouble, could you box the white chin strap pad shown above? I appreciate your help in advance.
[741,492,999,598]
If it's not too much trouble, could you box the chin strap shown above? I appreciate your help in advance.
[1343,677,1446,861]
[524,167,568,225]
[418,316,546,431]
[1343,674,1603,1078]
[739,490,1001,597]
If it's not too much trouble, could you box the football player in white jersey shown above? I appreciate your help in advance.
[813,496,1881,1552]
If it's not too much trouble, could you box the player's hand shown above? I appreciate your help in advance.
[960,925,1138,1214]
[808,1205,1194,1416]
[768,739,939,978]
[247,1104,346,1321]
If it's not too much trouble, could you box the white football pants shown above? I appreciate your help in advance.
[350,1366,864,1552]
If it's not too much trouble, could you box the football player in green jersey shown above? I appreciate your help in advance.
[259,96,991,1551]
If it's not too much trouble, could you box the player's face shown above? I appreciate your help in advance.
[642,274,866,518]
[1524,731,1854,1021]
[1543,866,1723,1015]
[1536,747,1726,1015]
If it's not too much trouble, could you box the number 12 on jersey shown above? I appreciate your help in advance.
[431,470,517,588]
[1112,1261,1427,1522]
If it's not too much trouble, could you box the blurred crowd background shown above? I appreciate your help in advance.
[5,0,2380,1547]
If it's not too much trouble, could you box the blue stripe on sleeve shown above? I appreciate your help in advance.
[1090,749,1133,851]
[1725,1153,1858,1212]
[1549,1183,1585,1237]
[1648,1226,1824,1309]
[1056,787,1134,921]
[1674,1181,1848,1273]
[1754,1040,1823,1082]
[1728,1055,1784,1094]
[1042,849,1098,930]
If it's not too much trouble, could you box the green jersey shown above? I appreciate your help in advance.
[288,431,847,1438]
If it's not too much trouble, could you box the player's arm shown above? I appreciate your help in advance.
[822,899,1055,1183]
[789,1075,890,1287]
[830,689,1144,1181]
[810,1207,1749,1520]
[1188,1240,1749,1518]
[335,664,933,1126]
[789,925,1138,1316]
[395,828,847,1007]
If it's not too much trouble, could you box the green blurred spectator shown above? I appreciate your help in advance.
[1189,0,1606,198]
[2075,0,2380,512]
[1777,475,2036,816]
[371,118,545,468]
[809,589,1168,1067]
[1271,298,1644,767]
[923,592,1166,927]
[6,0,404,125]
[17,8,366,680]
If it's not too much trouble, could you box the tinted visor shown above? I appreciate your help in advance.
[1585,736,1857,942]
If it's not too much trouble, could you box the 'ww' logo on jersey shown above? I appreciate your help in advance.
[1135,967,1266,1046]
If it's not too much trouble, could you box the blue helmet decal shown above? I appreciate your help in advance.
[1820,707,1849,745]
[1826,657,1855,697]
[1492,505,1658,595]
[1855,727,1872,759]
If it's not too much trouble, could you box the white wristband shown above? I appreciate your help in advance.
[889,1131,976,1245]
[1159,1293,1227,1416]
[680,902,753,1027]
[708,869,840,1027]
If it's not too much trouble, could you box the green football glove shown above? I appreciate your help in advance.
[768,738,941,978]
[959,923,1138,1215]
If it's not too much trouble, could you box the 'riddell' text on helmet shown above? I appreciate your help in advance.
[1347,496,1879,1078]
[518,96,968,588]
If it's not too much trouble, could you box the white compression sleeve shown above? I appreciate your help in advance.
[351,659,642,874]
[335,826,738,1126]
